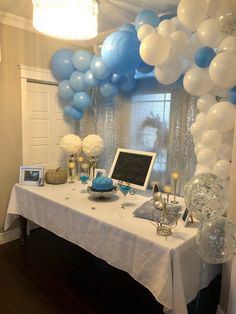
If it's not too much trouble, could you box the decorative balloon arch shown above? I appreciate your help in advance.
[50,0,236,181]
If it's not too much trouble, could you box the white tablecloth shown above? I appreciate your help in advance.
[4,183,220,314]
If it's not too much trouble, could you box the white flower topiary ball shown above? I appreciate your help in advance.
[82,134,104,157]
[60,134,82,154]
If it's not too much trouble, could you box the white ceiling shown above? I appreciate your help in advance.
[0,0,179,33]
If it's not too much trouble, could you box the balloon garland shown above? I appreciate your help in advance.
[50,1,236,183]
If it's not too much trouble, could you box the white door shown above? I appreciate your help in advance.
[22,81,74,168]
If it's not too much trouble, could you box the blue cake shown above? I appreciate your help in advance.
[92,176,113,192]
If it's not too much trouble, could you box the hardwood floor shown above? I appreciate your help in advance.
[0,228,163,314]
[0,228,221,314]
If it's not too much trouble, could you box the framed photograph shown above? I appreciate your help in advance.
[180,208,191,227]
[108,148,156,191]
[19,166,44,186]
[94,168,106,177]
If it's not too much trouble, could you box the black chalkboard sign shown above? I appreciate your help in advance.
[108,148,156,191]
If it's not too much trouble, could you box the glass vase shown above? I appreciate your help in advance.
[67,154,77,183]
[88,156,97,180]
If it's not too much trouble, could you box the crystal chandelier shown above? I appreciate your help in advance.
[32,0,98,41]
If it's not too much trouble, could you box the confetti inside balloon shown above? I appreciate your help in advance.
[184,173,227,222]
[197,217,235,264]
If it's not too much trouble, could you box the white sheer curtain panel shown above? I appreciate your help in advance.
[76,76,197,196]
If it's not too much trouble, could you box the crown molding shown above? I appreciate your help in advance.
[0,10,36,33]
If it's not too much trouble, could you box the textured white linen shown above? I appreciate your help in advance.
[4,183,220,314]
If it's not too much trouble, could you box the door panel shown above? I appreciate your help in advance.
[23,82,74,168]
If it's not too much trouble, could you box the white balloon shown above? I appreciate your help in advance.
[182,39,200,62]
[222,131,234,143]
[195,112,207,124]
[217,143,233,160]
[190,121,206,138]
[207,101,236,133]
[171,16,192,36]
[183,67,214,96]
[158,20,176,37]
[201,130,222,149]
[194,164,212,175]
[154,62,181,85]
[137,24,155,41]
[209,52,236,88]
[181,58,193,74]
[197,94,216,113]
[197,147,217,167]
[197,18,225,48]
[161,50,180,66]
[211,85,229,97]
[193,135,202,144]
[194,142,207,155]
[177,0,208,31]
[170,31,188,53]
[218,36,236,55]
[207,0,221,18]
[140,33,170,66]
[213,160,231,179]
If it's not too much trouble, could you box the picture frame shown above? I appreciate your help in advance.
[94,168,106,177]
[180,208,191,227]
[19,166,44,186]
[108,148,156,191]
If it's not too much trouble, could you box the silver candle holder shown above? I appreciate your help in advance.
[171,170,180,204]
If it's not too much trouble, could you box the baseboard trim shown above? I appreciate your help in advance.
[217,305,225,314]
[0,221,40,245]
[0,227,21,245]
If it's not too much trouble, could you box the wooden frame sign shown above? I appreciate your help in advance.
[108,148,156,191]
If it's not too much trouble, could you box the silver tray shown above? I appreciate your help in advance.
[87,186,117,199]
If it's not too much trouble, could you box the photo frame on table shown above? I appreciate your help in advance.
[180,208,191,227]
[108,148,156,191]
[95,168,106,177]
[19,166,44,186]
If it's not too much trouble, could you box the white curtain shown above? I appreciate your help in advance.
[76,76,197,196]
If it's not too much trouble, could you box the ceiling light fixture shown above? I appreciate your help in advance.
[32,0,98,41]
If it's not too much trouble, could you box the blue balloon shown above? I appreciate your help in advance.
[134,9,160,30]
[70,107,84,120]
[137,60,154,74]
[100,82,118,98]
[119,23,136,33]
[72,50,93,72]
[63,104,73,116]
[90,55,111,80]
[101,31,142,74]
[50,49,75,81]
[84,70,100,87]
[73,92,92,110]
[229,86,236,105]
[58,80,74,99]
[110,73,122,84]
[194,47,216,68]
[69,71,86,91]
[119,74,136,92]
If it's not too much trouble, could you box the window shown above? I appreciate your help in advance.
[130,93,171,173]
[78,77,197,195]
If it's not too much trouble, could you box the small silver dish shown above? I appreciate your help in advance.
[87,186,117,199]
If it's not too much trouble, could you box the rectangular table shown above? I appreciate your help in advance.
[4,183,220,314]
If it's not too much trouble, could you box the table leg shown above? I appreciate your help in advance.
[19,216,28,246]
